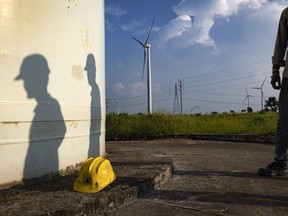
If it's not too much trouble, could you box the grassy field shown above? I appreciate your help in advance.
[106,112,278,140]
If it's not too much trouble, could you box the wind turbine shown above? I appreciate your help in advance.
[243,86,253,109]
[190,106,200,114]
[251,76,267,111]
[132,17,155,114]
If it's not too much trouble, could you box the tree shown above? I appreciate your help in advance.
[247,107,253,113]
[264,97,279,112]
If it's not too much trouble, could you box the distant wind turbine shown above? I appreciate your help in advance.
[243,86,253,109]
[190,106,200,114]
[132,17,155,114]
[251,76,266,111]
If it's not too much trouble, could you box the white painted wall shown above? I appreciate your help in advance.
[0,0,105,184]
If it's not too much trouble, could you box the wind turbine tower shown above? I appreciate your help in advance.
[132,17,155,114]
[251,76,266,111]
[243,86,253,109]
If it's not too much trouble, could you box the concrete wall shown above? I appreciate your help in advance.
[0,0,105,184]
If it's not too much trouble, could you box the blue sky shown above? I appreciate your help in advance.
[105,0,287,114]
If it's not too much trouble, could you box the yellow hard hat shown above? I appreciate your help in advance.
[73,157,116,193]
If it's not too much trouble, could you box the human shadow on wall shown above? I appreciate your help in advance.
[15,54,66,182]
[84,54,101,157]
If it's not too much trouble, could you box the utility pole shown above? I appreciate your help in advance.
[173,83,180,114]
[178,79,184,115]
[116,100,120,115]
[106,98,110,111]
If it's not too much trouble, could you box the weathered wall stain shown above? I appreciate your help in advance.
[67,120,78,128]
[67,0,78,10]
[0,42,7,57]
[71,64,83,80]
[81,30,94,51]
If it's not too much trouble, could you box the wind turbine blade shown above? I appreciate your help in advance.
[142,49,146,82]
[251,87,261,89]
[132,37,145,47]
[261,76,267,88]
[145,16,155,44]
[243,95,248,103]
[245,86,248,95]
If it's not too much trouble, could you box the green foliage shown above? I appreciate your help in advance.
[106,112,278,140]
[247,107,253,113]
[264,97,279,112]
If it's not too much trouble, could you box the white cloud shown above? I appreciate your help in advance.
[128,82,146,96]
[215,0,267,16]
[157,15,193,45]
[105,4,126,17]
[112,82,125,92]
[250,2,286,22]
[111,81,145,98]
[120,20,143,31]
[111,81,161,97]
[156,0,281,48]
[105,20,114,32]
[115,61,123,67]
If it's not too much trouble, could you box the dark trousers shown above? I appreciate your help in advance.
[275,77,288,165]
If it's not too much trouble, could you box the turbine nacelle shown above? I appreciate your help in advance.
[144,44,151,48]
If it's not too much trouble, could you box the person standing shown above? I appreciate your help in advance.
[84,54,101,157]
[258,7,288,176]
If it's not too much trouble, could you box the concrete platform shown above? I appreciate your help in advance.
[1,139,288,216]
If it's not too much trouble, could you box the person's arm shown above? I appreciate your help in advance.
[271,8,288,89]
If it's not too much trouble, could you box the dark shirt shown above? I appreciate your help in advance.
[273,7,288,76]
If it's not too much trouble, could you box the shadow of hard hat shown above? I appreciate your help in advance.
[15,54,50,80]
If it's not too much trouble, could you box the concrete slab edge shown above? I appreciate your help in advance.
[48,164,173,216]
[107,134,276,144]
[169,134,276,144]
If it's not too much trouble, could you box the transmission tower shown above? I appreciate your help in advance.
[173,83,180,114]
[178,79,184,115]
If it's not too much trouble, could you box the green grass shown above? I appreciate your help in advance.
[106,112,278,140]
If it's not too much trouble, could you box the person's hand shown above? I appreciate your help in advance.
[271,73,281,90]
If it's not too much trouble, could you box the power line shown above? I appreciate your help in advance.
[106,59,272,112]
[183,97,259,106]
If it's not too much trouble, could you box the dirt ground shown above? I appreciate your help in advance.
[106,139,288,216]
[1,138,288,216]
